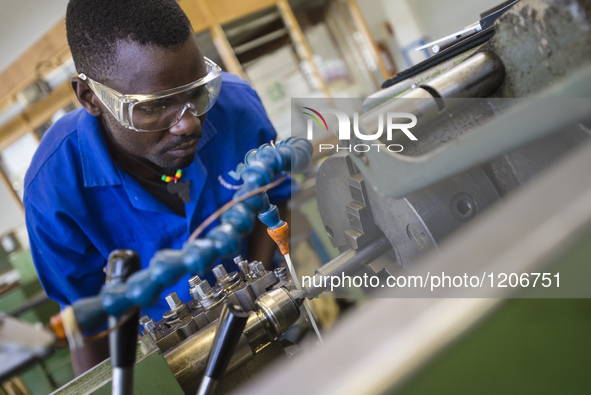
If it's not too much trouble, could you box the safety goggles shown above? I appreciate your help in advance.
[79,57,222,132]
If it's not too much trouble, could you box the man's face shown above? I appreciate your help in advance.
[99,35,208,172]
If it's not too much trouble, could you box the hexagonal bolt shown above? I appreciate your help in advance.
[237,261,251,277]
[233,255,244,265]
[165,292,182,310]
[191,280,213,300]
[249,261,265,275]
[145,321,157,332]
[140,316,156,331]
[188,275,202,287]
[212,264,228,281]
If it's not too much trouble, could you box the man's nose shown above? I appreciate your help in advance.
[169,104,201,135]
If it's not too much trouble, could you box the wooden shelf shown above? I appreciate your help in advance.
[0,0,385,151]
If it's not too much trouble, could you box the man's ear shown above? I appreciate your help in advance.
[71,76,102,116]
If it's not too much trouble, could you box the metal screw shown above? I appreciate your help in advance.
[188,275,201,287]
[274,267,287,279]
[192,280,213,299]
[254,261,265,273]
[325,226,334,239]
[212,265,228,281]
[139,315,159,339]
[140,316,156,331]
[456,199,473,216]
[233,255,244,265]
[238,261,251,277]
[145,320,156,332]
[165,292,182,310]
[249,261,265,275]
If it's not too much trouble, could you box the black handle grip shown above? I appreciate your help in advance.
[106,249,142,284]
[107,250,141,368]
[204,303,250,380]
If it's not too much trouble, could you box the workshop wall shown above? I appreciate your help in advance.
[0,179,23,238]
[359,0,504,68]
[380,0,427,66]
[407,0,502,41]
[0,0,68,73]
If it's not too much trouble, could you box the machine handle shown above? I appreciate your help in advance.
[106,249,142,284]
[198,303,250,395]
[106,250,141,395]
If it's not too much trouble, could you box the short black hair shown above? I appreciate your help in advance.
[66,0,193,81]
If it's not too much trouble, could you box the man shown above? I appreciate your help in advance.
[24,0,291,374]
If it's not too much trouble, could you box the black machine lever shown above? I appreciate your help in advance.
[197,303,250,395]
[106,250,141,395]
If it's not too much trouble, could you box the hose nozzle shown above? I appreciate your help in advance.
[267,221,290,255]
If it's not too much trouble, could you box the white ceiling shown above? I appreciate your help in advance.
[0,0,68,73]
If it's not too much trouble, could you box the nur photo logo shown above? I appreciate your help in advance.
[302,106,418,153]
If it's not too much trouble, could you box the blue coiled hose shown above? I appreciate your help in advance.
[72,138,313,333]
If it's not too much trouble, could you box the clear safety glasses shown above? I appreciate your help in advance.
[79,57,222,132]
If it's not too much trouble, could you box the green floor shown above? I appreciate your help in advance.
[397,299,591,395]
[398,227,591,395]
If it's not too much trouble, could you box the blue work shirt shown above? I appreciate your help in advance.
[24,72,292,322]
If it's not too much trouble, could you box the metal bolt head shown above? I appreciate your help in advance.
[145,320,156,332]
[165,292,182,310]
[188,275,201,287]
[233,255,244,265]
[139,316,158,338]
[140,317,156,332]
[193,280,213,299]
[212,264,228,280]
[274,266,287,278]
[249,261,265,275]
[238,261,251,277]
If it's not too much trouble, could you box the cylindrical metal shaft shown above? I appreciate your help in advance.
[421,51,505,99]
[359,51,505,142]
[304,234,392,299]
[164,287,300,393]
